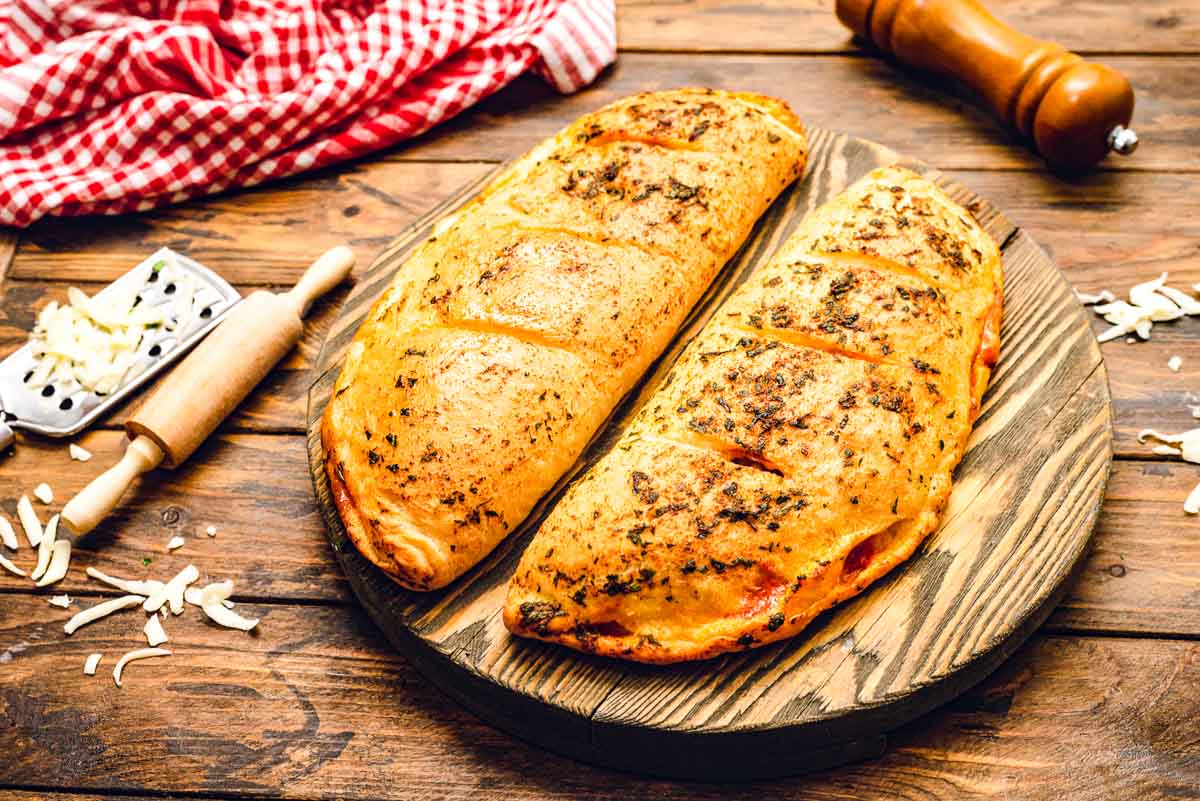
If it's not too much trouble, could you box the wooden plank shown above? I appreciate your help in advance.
[10,161,494,285]
[0,598,1196,799]
[614,0,1200,54]
[1049,458,1200,637]
[391,54,1197,170]
[0,431,351,604]
[0,230,15,281]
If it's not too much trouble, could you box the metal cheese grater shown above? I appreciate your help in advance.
[0,248,241,452]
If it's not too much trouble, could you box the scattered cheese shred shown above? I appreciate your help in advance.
[166,535,185,552]
[49,594,71,608]
[143,564,198,614]
[33,483,53,504]
[1074,289,1115,305]
[1153,444,1183,457]
[198,581,259,631]
[143,613,169,647]
[64,594,145,635]
[1169,356,1183,372]
[36,539,71,587]
[17,495,42,547]
[83,653,102,675]
[112,647,171,687]
[205,525,217,537]
[30,513,59,581]
[1186,482,1200,515]
[184,586,234,609]
[68,443,93,462]
[85,566,164,596]
[0,552,26,577]
[0,514,17,550]
[1138,428,1200,464]
[1090,273,1200,343]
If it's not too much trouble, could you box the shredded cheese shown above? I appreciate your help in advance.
[68,443,93,462]
[112,647,171,687]
[1138,428,1200,464]
[64,594,145,635]
[1169,356,1183,372]
[1074,289,1115,305]
[17,495,42,547]
[85,566,164,596]
[30,513,59,581]
[198,581,259,631]
[1186,482,1200,515]
[1091,274,1200,343]
[166,535,185,551]
[0,552,26,577]
[205,525,217,537]
[143,613,169,647]
[49,594,70,608]
[83,653,102,675]
[0,514,16,550]
[143,564,198,614]
[1190,405,1200,420]
[33,483,53,504]
[35,539,71,587]
[28,280,167,396]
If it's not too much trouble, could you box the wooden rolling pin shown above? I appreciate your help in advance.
[836,0,1137,171]
[62,245,355,537]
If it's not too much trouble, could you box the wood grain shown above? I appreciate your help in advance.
[2,592,1196,800]
[614,0,1200,54]
[10,161,493,285]
[385,55,1197,170]
[0,431,351,604]
[306,131,1111,778]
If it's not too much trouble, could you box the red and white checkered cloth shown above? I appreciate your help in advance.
[0,0,616,227]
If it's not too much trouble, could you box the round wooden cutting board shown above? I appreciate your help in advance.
[306,129,1112,781]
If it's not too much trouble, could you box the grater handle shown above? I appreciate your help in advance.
[62,435,164,536]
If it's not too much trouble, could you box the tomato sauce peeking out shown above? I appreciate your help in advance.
[843,536,876,576]
[978,287,1003,368]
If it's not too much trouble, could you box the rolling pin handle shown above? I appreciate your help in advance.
[286,245,355,318]
[62,435,164,538]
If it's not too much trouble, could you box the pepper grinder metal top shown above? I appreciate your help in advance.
[836,0,1137,171]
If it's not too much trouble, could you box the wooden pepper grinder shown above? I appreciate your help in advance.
[836,0,1137,171]
[62,245,355,537]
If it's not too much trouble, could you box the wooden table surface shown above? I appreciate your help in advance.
[2,3,1198,799]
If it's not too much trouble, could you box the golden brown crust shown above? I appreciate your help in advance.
[504,166,1003,662]
[323,89,808,590]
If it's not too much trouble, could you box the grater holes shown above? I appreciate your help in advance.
[23,370,33,383]
[40,385,55,397]
[148,344,162,357]
[59,398,73,411]
[200,306,213,319]
[164,283,176,295]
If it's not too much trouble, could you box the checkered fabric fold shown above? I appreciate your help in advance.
[0,0,616,227]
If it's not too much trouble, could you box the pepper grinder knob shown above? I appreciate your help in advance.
[836,0,1137,171]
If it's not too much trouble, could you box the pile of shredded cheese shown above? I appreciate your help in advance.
[1077,275,1200,343]
[25,254,199,396]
